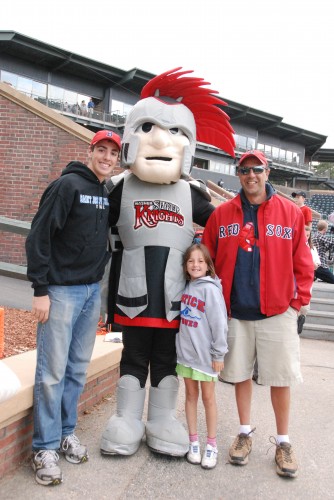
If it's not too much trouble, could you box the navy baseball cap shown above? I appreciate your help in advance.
[291,191,307,198]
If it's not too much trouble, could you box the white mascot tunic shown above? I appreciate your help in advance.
[101,68,235,457]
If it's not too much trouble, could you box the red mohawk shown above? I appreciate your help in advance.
[141,67,235,158]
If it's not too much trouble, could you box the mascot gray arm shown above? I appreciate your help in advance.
[105,171,127,195]
[188,178,211,201]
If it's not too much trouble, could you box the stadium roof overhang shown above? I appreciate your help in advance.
[312,149,334,163]
[0,31,154,94]
[0,31,329,165]
[222,98,327,158]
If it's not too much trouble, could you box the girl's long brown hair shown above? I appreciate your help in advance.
[305,225,314,249]
[183,243,215,279]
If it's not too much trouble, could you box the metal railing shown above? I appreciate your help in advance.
[0,217,30,279]
[34,96,127,127]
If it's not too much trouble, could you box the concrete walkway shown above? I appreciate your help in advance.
[1,277,334,498]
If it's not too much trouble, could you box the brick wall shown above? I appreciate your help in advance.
[0,94,93,266]
[0,364,119,478]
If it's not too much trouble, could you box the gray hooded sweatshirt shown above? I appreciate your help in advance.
[176,276,228,376]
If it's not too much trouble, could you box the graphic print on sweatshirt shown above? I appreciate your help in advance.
[80,194,109,209]
[133,199,185,229]
[180,293,204,328]
[238,222,256,252]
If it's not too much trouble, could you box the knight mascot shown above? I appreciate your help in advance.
[100,68,235,456]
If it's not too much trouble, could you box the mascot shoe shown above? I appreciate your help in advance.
[146,375,188,456]
[100,375,146,455]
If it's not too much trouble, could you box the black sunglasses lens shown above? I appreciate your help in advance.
[238,166,265,175]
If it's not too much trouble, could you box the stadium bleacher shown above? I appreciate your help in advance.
[307,193,334,233]
[307,193,334,219]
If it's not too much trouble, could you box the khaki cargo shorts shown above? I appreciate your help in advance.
[221,307,303,386]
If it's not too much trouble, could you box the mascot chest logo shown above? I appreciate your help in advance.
[134,200,185,229]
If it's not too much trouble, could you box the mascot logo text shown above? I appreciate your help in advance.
[134,200,184,229]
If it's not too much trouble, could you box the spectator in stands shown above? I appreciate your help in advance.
[313,219,334,283]
[291,191,312,228]
[203,149,314,479]
[25,130,121,486]
[87,98,95,116]
[328,211,334,225]
[72,103,80,114]
[80,100,87,116]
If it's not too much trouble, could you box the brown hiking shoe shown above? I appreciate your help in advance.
[275,441,298,478]
[228,429,255,465]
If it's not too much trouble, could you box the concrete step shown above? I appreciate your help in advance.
[311,282,334,299]
[304,310,334,327]
[310,297,334,312]
[300,323,334,341]
[0,262,28,280]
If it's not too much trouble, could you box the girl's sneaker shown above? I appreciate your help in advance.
[186,441,201,464]
[201,444,218,469]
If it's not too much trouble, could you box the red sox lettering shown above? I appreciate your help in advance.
[218,223,293,239]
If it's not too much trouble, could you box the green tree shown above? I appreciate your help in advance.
[313,162,334,179]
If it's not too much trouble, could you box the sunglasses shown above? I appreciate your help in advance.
[237,166,267,175]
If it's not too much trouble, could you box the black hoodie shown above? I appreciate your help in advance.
[26,161,111,296]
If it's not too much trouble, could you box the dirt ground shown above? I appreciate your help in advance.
[1,307,37,358]
[1,307,105,358]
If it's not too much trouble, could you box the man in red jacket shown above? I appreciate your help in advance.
[203,150,314,478]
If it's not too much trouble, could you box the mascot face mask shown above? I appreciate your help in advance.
[121,97,196,184]
[121,67,236,183]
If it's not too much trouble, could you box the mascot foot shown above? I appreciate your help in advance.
[100,375,146,456]
[146,376,188,457]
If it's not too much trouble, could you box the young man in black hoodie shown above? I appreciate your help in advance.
[25,130,121,486]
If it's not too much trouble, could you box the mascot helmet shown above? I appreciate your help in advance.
[121,68,235,175]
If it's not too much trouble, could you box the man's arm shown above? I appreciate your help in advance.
[290,211,315,310]
[305,206,313,227]
[26,180,72,297]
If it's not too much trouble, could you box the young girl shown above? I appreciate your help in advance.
[176,243,228,469]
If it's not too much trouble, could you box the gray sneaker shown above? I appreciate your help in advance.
[60,434,89,464]
[31,450,62,486]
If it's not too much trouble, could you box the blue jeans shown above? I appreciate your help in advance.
[315,266,334,283]
[32,283,101,450]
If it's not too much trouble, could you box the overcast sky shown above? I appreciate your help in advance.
[2,0,334,149]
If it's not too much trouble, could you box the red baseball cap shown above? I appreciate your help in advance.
[238,150,268,167]
[90,130,121,150]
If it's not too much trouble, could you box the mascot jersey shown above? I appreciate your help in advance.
[108,174,215,329]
